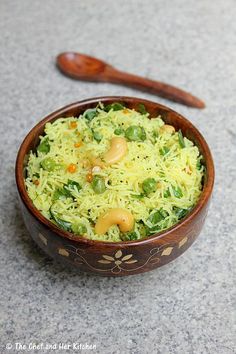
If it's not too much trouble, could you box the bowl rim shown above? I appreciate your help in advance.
[15,96,215,247]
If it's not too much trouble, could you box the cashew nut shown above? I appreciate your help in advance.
[95,208,134,235]
[160,124,175,134]
[103,137,127,164]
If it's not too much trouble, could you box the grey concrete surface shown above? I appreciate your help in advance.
[0,0,235,353]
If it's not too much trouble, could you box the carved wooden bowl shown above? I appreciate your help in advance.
[15,97,214,276]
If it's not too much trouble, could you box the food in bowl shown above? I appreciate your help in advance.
[25,102,204,242]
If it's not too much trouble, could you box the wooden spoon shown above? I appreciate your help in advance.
[56,52,205,109]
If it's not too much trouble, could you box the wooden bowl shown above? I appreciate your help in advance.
[15,97,214,276]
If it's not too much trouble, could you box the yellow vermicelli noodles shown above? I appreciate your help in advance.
[25,103,204,242]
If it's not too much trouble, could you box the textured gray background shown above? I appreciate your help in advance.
[0,0,235,353]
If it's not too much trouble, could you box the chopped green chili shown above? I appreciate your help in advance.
[104,102,124,112]
[147,208,168,226]
[52,188,71,201]
[164,188,171,198]
[50,207,72,232]
[178,129,185,148]
[131,193,145,200]
[196,158,202,170]
[138,103,147,115]
[84,108,98,122]
[92,130,103,142]
[159,146,170,156]
[172,185,183,198]
[173,206,191,220]
[53,180,81,201]
[37,137,50,154]
[120,231,138,241]
[64,179,82,193]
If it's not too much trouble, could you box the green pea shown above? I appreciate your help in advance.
[125,125,146,141]
[37,137,50,154]
[142,178,157,195]
[114,127,125,135]
[40,157,56,171]
[91,175,106,194]
[55,163,65,171]
[72,223,87,235]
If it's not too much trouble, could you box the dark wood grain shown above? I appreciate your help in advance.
[57,52,205,109]
[15,97,214,276]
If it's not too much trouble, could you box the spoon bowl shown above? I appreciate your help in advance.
[57,52,112,81]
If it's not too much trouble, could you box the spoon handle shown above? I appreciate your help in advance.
[105,69,205,109]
